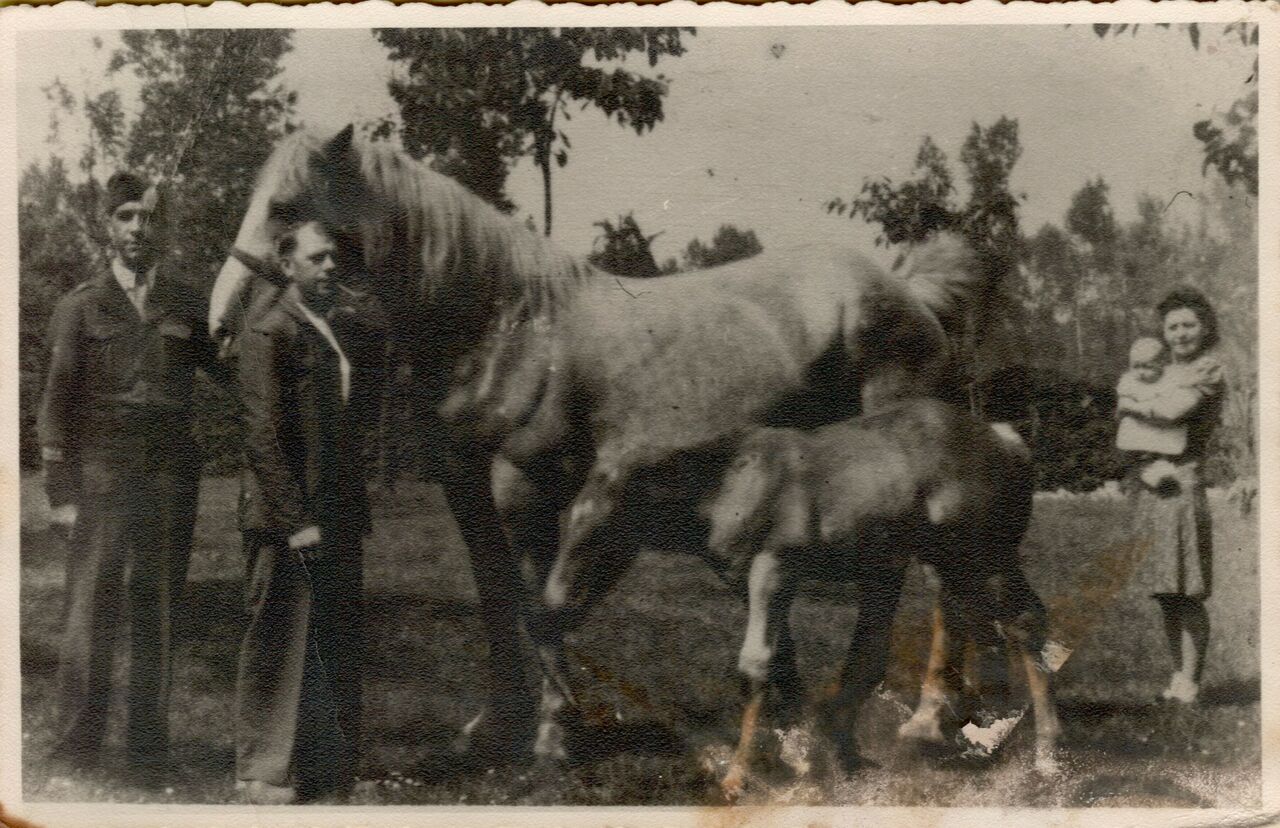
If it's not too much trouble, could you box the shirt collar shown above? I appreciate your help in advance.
[111,257,156,292]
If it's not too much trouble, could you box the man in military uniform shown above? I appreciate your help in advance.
[234,220,375,804]
[38,172,222,778]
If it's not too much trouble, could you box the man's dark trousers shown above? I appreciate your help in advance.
[55,426,199,762]
[235,529,363,791]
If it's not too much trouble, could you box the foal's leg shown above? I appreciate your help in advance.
[1019,650,1061,775]
[898,601,950,745]
[819,567,906,772]
[723,550,791,799]
[1000,567,1061,774]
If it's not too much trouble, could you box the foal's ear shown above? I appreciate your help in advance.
[324,124,355,161]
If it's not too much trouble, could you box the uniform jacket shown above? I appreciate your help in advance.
[37,265,221,505]
[237,285,374,539]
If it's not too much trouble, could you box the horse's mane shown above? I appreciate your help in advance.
[351,137,597,323]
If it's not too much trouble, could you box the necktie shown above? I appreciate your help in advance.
[130,282,148,317]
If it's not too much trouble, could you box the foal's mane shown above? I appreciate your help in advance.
[350,136,597,323]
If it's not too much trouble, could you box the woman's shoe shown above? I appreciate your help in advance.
[236,779,297,805]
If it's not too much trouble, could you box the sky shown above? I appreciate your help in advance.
[16,25,1255,264]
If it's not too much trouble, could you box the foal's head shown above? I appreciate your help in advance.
[705,430,801,560]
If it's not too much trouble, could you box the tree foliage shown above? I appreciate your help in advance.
[827,117,1027,416]
[376,28,694,234]
[588,213,661,278]
[1092,22,1258,196]
[682,224,763,270]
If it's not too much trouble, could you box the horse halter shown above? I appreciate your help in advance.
[229,247,288,288]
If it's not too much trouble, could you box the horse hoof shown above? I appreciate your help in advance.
[720,767,748,802]
[1034,753,1061,777]
[774,726,814,777]
[533,720,569,764]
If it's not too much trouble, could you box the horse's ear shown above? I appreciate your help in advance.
[324,124,355,162]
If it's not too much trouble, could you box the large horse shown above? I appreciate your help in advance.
[209,125,998,763]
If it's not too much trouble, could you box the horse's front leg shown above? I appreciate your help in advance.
[819,566,905,772]
[723,549,791,800]
[532,458,635,763]
[439,446,537,762]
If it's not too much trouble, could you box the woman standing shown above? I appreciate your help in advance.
[1118,287,1225,704]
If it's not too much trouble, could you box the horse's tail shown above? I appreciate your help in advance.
[894,232,995,339]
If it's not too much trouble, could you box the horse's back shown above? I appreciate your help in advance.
[563,246,889,462]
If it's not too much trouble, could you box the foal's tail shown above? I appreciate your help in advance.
[894,232,996,339]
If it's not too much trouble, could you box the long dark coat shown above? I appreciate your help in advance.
[237,286,371,538]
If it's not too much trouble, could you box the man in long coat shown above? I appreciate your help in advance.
[37,172,220,778]
[234,219,374,804]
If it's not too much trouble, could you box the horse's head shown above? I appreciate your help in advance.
[209,124,369,339]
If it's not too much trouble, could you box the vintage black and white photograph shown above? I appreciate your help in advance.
[3,6,1268,821]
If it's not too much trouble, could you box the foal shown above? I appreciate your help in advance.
[705,399,1060,795]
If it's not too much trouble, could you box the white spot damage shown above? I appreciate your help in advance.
[961,712,1023,757]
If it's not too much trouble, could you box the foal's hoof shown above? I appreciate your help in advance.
[720,766,749,803]
[897,714,947,746]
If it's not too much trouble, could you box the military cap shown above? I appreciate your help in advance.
[103,172,151,215]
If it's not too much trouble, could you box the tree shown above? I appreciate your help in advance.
[109,30,298,287]
[1092,22,1258,196]
[826,135,955,247]
[827,117,1027,417]
[682,224,763,270]
[1119,195,1178,329]
[588,213,661,278]
[376,28,694,235]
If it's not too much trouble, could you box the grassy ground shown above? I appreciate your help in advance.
[19,475,1260,807]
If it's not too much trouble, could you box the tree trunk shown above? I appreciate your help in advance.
[541,154,553,238]
[1073,302,1084,378]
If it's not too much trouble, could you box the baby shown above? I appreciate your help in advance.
[1116,337,1186,488]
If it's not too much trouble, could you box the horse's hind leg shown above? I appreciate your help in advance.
[767,593,803,724]
[819,566,905,772]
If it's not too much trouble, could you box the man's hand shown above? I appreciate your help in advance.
[288,525,322,550]
[49,504,77,541]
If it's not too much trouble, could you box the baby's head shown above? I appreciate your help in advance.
[1129,337,1166,383]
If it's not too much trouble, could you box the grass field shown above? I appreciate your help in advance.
[19,475,1260,808]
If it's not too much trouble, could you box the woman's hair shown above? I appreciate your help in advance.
[1156,286,1219,353]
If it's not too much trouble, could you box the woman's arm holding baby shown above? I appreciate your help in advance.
[1133,357,1224,424]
